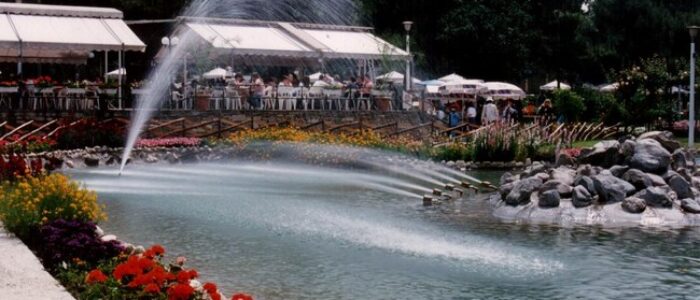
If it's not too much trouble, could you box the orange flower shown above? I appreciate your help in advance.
[85,269,108,284]
[231,293,253,300]
[144,283,161,294]
[167,283,195,300]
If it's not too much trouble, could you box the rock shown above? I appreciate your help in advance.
[556,152,576,167]
[145,154,159,164]
[500,182,515,200]
[539,190,561,208]
[593,173,636,203]
[637,131,681,153]
[505,178,543,206]
[572,185,594,208]
[523,162,546,177]
[534,172,550,182]
[681,198,700,214]
[657,186,679,202]
[578,140,620,168]
[629,139,672,174]
[577,164,595,177]
[539,180,574,197]
[647,173,667,187]
[500,172,515,185]
[668,175,694,200]
[620,140,637,163]
[446,161,455,168]
[672,149,689,171]
[550,167,576,186]
[677,168,693,183]
[84,155,100,167]
[622,169,653,191]
[610,165,630,178]
[574,175,597,196]
[634,187,673,208]
[64,160,74,169]
[622,197,647,214]
[165,152,181,164]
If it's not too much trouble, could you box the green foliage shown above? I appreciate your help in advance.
[552,90,586,122]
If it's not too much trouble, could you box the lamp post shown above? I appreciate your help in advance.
[403,21,413,92]
[689,26,699,148]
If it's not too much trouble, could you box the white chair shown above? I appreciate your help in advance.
[263,86,275,110]
[308,86,324,110]
[225,86,242,110]
[323,89,343,110]
[211,89,224,110]
[299,87,310,110]
[171,91,185,110]
[277,86,296,110]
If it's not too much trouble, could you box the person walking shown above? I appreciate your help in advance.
[502,100,518,124]
[538,99,555,125]
[466,103,478,125]
[481,97,499,125]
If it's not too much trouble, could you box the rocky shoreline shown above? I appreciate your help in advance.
[492,131,700,227]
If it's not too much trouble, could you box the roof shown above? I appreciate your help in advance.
[0,3,144,64]
[178,17,409,61]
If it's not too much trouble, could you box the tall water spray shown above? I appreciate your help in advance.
[120,0,360,173]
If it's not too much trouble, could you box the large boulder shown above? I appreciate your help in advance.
[667,175,694,200]
[593,173,636,203]
[500,182,515,200]
[629,139,672,174]
[634,187,673,208]
[539,180,574,198]
[620,140,637,163]
[576,164,596,177]
[681,198,700,214]
[538,190,561,208]
[647,173,667,187]
[572,185,594,208]
[672,149,689,171]
[621,169,653,191]
[500,172,516,185]
[610,165,630,178]
[637,131,681,153]
[574,175,597,196]
[83,155,100,167]
[550,167,576,186]
[556,152,576,167]
[505,178,543,206]
[622,197,647,214]
[522,162,546,178]
[578,141,620,168]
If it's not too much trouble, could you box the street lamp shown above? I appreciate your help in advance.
[689,26,699,148]
[403,21,413,92]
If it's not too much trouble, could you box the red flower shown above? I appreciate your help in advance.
[167,283,195,300]
[203,283,218,294]
[85,269,108,284]
[144,283,161,294]
[231,293,254,300]
[145,244,166,258]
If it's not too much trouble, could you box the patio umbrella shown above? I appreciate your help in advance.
[599,83,619,93]
[416,80,445,94]
[540,80,571,91]
[105,68,126,78]
[377,71,422,84]
[438,73,467,83]
[482,82,526,100]
[202,67,233,79]
[440,79,486,95]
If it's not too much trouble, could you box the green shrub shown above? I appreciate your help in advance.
[553,90,586,122]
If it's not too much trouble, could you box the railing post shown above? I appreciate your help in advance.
[217,117,222,139]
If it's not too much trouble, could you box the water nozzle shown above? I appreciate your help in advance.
[481,181,497,190]
[423,195,434,206]
[445,184,455,191]
[432,189,443,196]
[454,188,464,197]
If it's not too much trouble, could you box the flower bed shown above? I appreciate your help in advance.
[0,167,255,299]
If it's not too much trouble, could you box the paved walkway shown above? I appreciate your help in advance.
[0,227,74,300]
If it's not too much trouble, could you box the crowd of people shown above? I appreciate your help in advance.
[438,97,557,129]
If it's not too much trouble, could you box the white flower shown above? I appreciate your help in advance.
[189,279,203,291]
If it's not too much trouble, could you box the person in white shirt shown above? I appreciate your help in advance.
[466,103,477,125]
[481,97,500,125]
[313,75,330,87]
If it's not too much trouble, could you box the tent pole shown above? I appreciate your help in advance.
[104,51,108,81]
[118,48,123,110]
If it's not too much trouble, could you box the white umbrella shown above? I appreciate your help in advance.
[439,79,487,95]
[202,67,233,79]
[482,82,526,100]
[377,71,422,84]
[599,83,619,93]
[105,68,126,78]
[540,80,571,91]
[438,73,467,83]
[417,80,445,94]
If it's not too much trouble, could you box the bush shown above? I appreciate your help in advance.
[553,90,586,122]
[0,174,106,237]
[0,154,43,182]
[471,126,518,162]
[36,219,123,269]
[432,143,473,161]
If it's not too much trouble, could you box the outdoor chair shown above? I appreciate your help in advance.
[210,89,225,110]
[322,89,343,111]
[224,86,242,110]
[277,86,296,110]
[307,86,324,110]
[263,86,274,110]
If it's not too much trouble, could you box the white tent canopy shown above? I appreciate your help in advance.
[438,73,467,83]
[440,79,487,95]
[482,82,526,100]
[540,80,572,91]
[0,2,145,64]
[309,72,334,83]
[180,17,410,61]
[377,71,421,84]
[417,80,445,94]
[202,67,234,79]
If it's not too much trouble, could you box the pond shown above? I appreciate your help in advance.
[65,144,700,299]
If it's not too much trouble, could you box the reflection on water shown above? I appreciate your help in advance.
[65,146,700,299]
